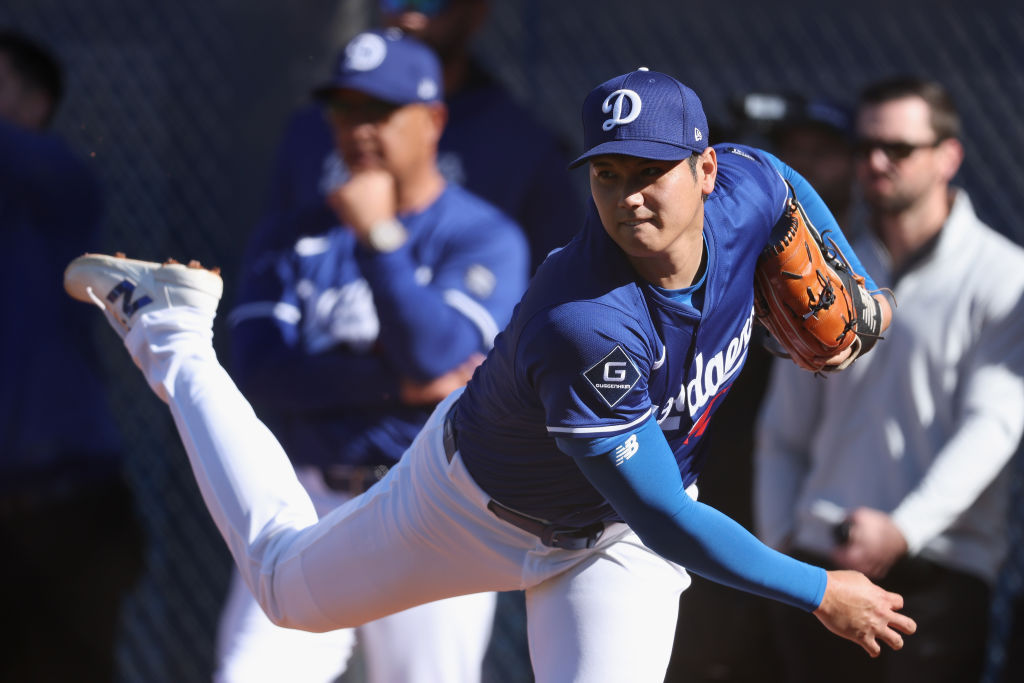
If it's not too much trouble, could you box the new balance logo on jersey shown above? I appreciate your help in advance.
[613,434,639,466]
[106,280,152,317]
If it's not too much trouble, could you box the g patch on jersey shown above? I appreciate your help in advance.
[583,345,641,408]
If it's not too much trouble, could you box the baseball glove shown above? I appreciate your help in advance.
[753,196,883,373]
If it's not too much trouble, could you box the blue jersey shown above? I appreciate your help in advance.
[244,65,583,273]
[229,184,529,469]
[456,145,800,526]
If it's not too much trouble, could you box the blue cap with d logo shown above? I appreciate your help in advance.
[570,68,709,168]
[312,29,442,105]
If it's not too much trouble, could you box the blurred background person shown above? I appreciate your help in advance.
[246,0,582,275]
[754,76,1024,683]
[0,29,144,683]
[214,30,529,683]
[730,91,857,226]
[237,3,572,678]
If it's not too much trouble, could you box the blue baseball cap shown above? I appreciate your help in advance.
[733,92,853,141]
[570,68,709,168]
[312,29,442,105]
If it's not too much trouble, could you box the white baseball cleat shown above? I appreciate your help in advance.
[64,253,223,336]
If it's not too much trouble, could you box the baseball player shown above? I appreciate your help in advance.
[65,67,913,682]
[213,31,528,683]
[245,0,582,274]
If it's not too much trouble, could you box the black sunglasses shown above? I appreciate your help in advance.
[854,137,945,161]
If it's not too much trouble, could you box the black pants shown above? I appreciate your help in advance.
[768,550,991,683]
[0,475,145,683]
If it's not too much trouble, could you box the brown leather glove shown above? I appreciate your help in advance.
[753,197,883,373]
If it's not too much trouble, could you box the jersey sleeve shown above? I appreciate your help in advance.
[518,301,657,440]
[355,208,529,381]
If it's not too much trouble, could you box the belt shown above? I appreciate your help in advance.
[442,407,605,551]
[321,464,390,495]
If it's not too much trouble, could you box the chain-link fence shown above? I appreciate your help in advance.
[3,0,1021,681]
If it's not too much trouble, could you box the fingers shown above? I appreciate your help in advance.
[816,570,916,658]
[868,600,916,656]
[825,346,853,367]
[858,620,908,657]
[877,625,904,652]
[890,611,917,635]
[860,636,882,658]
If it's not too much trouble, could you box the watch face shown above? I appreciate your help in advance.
[368,219,407,252]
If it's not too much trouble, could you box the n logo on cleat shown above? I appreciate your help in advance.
[106,280,152,317]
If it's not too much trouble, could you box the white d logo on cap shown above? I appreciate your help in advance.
[602,89,642,131]
[345,33,388,72]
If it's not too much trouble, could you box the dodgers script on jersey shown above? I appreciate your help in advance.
[455,144,789,527]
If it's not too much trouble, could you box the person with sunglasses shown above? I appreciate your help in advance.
[755,76,1024,682]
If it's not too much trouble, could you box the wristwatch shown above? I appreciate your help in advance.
[366,218,408,253]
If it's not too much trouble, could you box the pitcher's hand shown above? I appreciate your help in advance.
[813,569,916,657]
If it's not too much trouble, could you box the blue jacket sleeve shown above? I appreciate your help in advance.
[763,151,878,293]
[560,414,828,612]
[355,214,529,381]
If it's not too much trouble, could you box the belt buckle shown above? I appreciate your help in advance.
[543,524,604,550]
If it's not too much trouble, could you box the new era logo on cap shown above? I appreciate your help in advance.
[570,68,709,168]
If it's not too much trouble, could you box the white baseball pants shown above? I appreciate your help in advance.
[214,468,497,683]
[125,307,691,683]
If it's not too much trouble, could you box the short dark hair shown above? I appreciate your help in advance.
[858,76,961,141]
[0,30,63,121]
[686,151,699,179]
